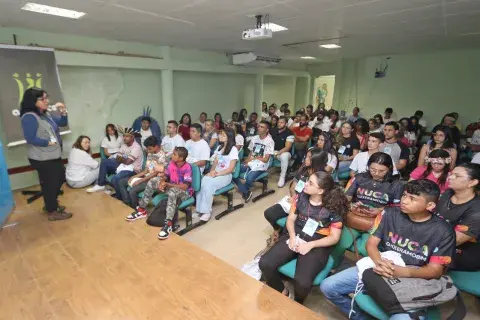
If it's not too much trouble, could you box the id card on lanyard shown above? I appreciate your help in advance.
[301,203,322,237]
[43,115,58,144]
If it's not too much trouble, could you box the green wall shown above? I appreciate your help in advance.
[263,76,296,109]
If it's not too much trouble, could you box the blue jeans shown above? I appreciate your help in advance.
[233,164,265,195]
[111,171,135,200]
[97,158,119,186]
[196,174,232,214]
[320,267,425,320]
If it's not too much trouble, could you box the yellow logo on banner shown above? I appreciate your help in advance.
[13,73,43,105]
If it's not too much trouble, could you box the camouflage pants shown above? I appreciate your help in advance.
[138,176,162,209]
[166,187,190,220]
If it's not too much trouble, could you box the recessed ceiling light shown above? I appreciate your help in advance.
[21,3,86,19]
[301,56,316,60]
[262,23,288,32]
[320,44,341,49]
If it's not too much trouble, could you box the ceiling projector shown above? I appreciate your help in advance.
[242,28,272,40]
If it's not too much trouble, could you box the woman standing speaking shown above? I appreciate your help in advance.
[20,88,72,221]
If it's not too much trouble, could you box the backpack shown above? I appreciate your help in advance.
[362,269,466,320]
[146,197,180,227]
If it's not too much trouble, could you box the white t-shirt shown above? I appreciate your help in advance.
[161,134,185,156]
[185,139,211,173]
[214,146,239,172]
[326,153,338,170]
[350,151,399,175]
[140,128,152,148]
[309,117,331,132]
[287,118,294,127]
[248,134,275,171]
[101,135,123,154]
[471,152,480,165]
[471,129,480,156]
[235,134,244,147]
[66,148,99,182]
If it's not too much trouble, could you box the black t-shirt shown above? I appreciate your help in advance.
[272,128,294,151]
[345,173,404,212]
[435,189,480,248]
[293,192,343,240]
[339,136,360,157]
[371,207,456,267]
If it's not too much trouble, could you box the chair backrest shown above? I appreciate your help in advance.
[330,226,356,268]
[190,164,202,192]
[100,147,107,160]
[232,156,242,179]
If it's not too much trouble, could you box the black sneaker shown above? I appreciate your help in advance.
[245,191,253,203]
[48,210,73,221]
[158,220,172,240]
[43,205,66,213]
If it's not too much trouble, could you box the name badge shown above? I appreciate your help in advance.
[383,146,392,155]
[295,179,305,193]
[50,136,57,143]
[338,145,346,154]
[302,218,319,237]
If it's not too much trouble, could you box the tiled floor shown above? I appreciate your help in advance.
[2,171,479,319]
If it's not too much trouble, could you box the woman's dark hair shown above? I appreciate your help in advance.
[296,148,329,179]
[20,88,47,116]
[238,108,248,122]
[179,113,192,126]
[219,129,235,156]
[440,113,456,125]
[317,132,338,169]
[374,113,384,124]
[337,121,356,146]
[72,135,91,153]
[200,112,207,118]
[233,123,245,138]
[312,171,350,218]
[457,163,480,191]
[369,118,379,129]
[105,123,118,141]
[327,109,339,129]
[421,149,450,189]
[367,152,395,182]
[409,116,421,133]
[214,113,223,123]
[270,115,279,127]
[430,124,455,149]
[355,118,369,134]
[399,117,415,132]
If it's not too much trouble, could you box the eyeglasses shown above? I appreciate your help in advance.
[37,95,49,101]
[369,167,388,175]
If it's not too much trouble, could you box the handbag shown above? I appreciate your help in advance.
[345,202,384,232]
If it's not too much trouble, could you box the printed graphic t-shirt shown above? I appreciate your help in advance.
[214,146,239,173]
[435,189,480,249]
[339,136,360,157]
[380,140,409,164]
[145,150,167,175]
[371,207,456,267]
[248,134,275,171]
[165,161,193,195]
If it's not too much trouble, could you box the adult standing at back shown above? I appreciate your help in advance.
[380,121,409,171]
[20,88,72,221]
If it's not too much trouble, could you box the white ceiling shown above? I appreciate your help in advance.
[2,0,480,62]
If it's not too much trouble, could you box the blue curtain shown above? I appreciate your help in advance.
[0,140,14,226]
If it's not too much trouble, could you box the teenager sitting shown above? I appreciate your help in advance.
[185,123,211,173]
[321,179,456,320]
[355,118,369,151]
[292,114,313,169]
[418,125,457,170]
[119,136,166,208]
[271,116,294,187]
[138,116,153,150]
[315,132,337,173]
[435,163,480,271]
[373,114,384,131]
[410,149,450,194]
[194,129,238,222]
[101,124,123,158]
[345,152,404,232]
[157,147,193,240]
[328,109,341,135]
[161,120,185,159]
[87,127,143,197]
[203,119,218,151]
[178,113,192,141]
[66,135,99,189]
[336,121,360,178]
[368,118,382,133]
[234,120,274,203]
[245,112,259,152]
[259,172,349,304]
[380,121,409,172]
[231,123,244,151]
[350,132,389,177]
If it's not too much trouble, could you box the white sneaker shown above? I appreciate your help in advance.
[86,185,105,193]
[192,212,202,220]
[278,176,286,188]
[200,213,211,222]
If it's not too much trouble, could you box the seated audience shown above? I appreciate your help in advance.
[284,109,294,127]
[347,107,361,123]
[328,109,341,134]
[161,120,185,159]
[230,123,245,151]
[279,103,288,116]
[409,116,422,143]
[345,152,404,231]
[384,107,397,122]
[355,118,369,151]
[472,153,480,165]
[451,112,463,132]
[234,120,274,203]
[87,127,144,197]
[396,121,411,148]
[410,149,450,194]
[238,108,248,125]
[467,119,480,157]
[157,147,193,240]
[245,112,259,143]
[414,110,427,129]
[214,113,224,131]
[228,111,239,126]
[380,121,409,171]
[259,172,349,304]
[119,136,166,208]
[350,132,386,177]
[305,104,314,120]
[368,118,382,133]
[466,117,480,138]
[435,163,480,271]
[101,124,123,157]
[271,116,294,187]
[66,135,99,189]
[399,117,417,147]
[203,119,218,151]
[261,102,269,120]
[270,115,279,129]
[309,109,331,132]
[292,114,313,169]
[178,113,192,141]
[336,121,360,178]
[194,129,238,222]
[185,124,211,173]
[266,104,277,121]
[321,180,455,319]
[315,132,338,173]
[198,112,207,130]
[373,114,384,131]
[418,125,457,170]
[441,113,461,148]
[138,116,153,149]
[289,110,304,129]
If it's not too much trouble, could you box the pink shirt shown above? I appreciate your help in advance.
[119,141,144,173]
[410,165,450,194]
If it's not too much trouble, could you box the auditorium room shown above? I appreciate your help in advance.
[1,0,480,319]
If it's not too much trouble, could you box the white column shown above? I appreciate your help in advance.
[254,74,264,115]
[161,69,174,124]
[291,76,297,109]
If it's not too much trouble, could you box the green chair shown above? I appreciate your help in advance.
[347,232,369,257]
[448,270,480,297]
[277,227,355,286]
[151,164,204,236]
[251,157,276,203]
[214,151,245,220]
